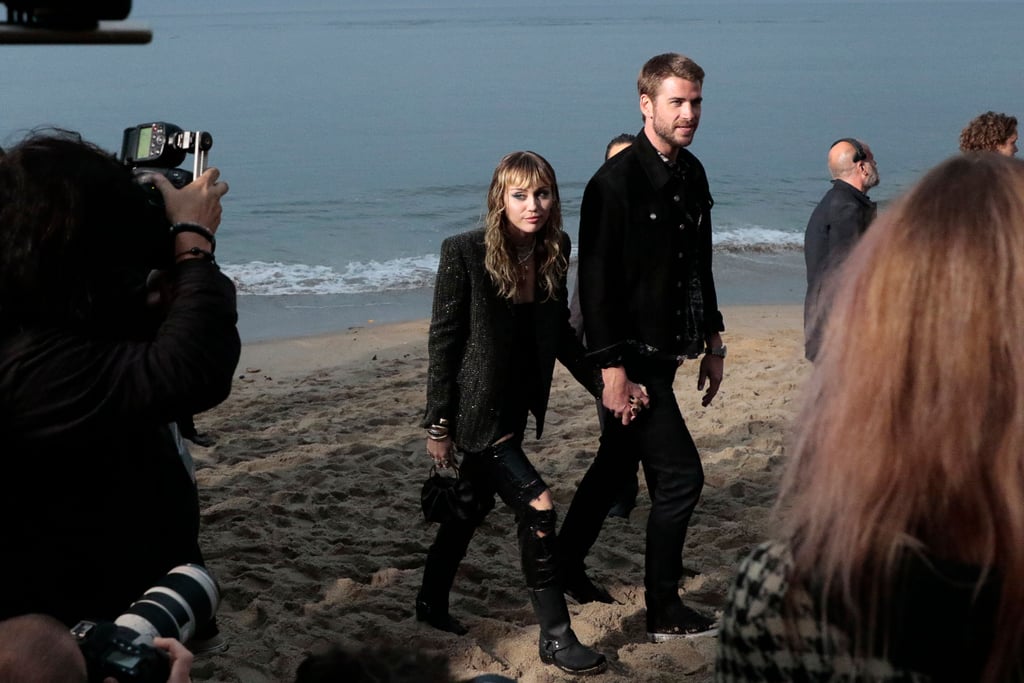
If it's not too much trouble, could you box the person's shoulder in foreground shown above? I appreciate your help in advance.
[716,541,909,682]
[722,153,1024,682]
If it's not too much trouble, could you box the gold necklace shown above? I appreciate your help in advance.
[515,238,536,265]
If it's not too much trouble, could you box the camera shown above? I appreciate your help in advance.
[71,564,221,683]
[120,122,213,189]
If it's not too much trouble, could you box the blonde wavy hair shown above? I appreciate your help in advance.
[483,151,566,301]
[780,153,1024,681]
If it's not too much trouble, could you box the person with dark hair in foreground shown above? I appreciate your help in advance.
[418,151,609,675]
[294,644,516,683]
[717,153,1024,681]
[0,130,238,652]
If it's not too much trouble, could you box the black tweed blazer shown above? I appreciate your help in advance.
[422,228,599,453]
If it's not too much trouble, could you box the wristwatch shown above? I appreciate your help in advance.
[705,344,727,358]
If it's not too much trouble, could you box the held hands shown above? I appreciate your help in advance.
[150,167,229,232]
[601,366,651,426]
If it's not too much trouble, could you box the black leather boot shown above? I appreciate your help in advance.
[529,587,607,675]
[415,595,467,635]
[416,522,474,635]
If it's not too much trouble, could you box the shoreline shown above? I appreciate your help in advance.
[235,304,804,380]
[235,250,807,344]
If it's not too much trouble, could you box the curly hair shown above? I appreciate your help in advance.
[959,111,1017,152]
[0,129,168,329]
[483,151,566,301]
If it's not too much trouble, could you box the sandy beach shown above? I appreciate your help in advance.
[186,304,810,683]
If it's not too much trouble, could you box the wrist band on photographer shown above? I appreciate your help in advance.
[175,246,215,263]
[170,222,216,253]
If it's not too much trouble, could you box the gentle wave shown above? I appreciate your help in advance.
[714,227,803,252]
[223,228,803,296]
[222,256,440,296]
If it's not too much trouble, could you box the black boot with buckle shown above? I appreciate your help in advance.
[530,587,607,675]
[521,507,607,675]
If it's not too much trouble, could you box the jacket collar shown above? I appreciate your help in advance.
[831,178,875,208]
[634,128,693,190]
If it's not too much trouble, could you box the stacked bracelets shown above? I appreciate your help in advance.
[171,222,216,262]
[426,418,450,441]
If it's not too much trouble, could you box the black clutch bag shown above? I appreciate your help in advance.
[420,464,477,524]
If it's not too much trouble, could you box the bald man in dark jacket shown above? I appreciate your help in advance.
[804,138,879,361]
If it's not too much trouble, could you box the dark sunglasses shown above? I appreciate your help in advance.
[831,137,867,163]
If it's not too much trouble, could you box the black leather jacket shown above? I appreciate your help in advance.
[422,229,598,452]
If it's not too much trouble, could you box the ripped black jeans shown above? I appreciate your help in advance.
[420,436,562,610]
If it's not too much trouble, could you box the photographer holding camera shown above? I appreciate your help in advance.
[0,613,195,683]
[0,129,238,646]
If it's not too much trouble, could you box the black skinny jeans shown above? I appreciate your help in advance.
[421,437,560,607]
[558,358,704,602]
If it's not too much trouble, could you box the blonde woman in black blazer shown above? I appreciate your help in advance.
[418,151,628,676]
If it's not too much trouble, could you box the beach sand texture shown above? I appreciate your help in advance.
[186,305,809,683]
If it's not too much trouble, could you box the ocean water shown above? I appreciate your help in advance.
[4,1,1022,340]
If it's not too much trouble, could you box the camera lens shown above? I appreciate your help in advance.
[114,564,220,643]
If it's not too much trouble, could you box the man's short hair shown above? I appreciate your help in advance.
[637,52,705,99]
[0,614,87,683]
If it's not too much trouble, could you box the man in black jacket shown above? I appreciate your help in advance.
[803,138,879,361]
[558,53,724,641]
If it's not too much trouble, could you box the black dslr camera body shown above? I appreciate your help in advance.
[119,122,213,268]
[120,121,212,189]
[71,564,221,683]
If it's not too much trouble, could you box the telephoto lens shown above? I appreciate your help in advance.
[114,563,221,643]
[72,565,221,682]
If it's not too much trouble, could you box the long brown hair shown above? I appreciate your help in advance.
[483,151,566,301]
[779,153,1024,680]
